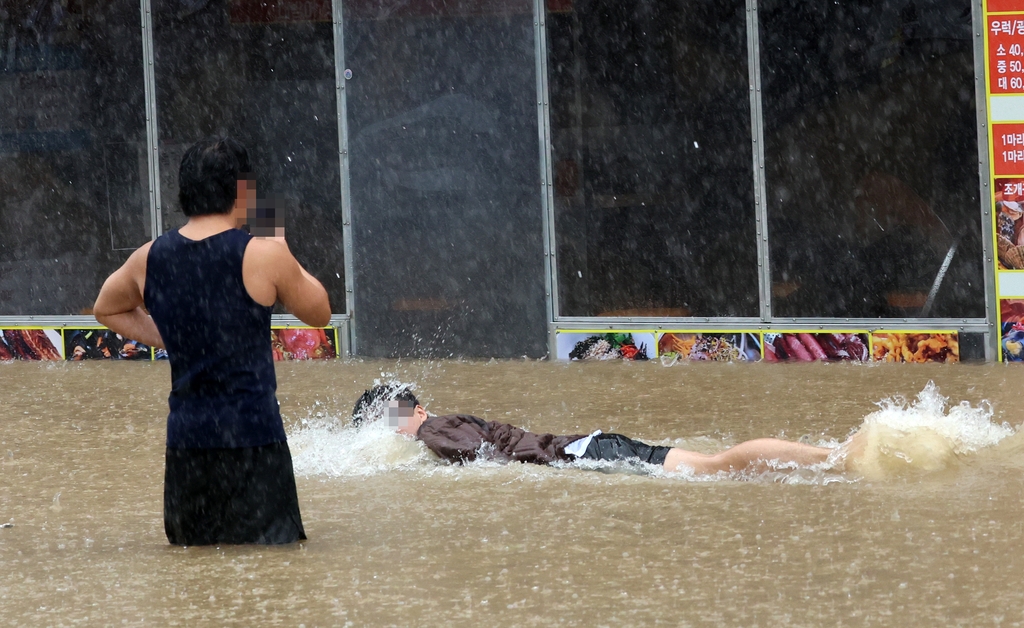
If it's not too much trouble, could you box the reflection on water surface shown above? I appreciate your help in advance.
[2,360,1024,625]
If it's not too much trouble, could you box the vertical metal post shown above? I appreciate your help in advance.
[335,318,351,357]
[570,4,586,313]
[140,0,162,240]
[533,0,559,356]
[745,0,772,322]
[973,0,998,360]
[332,0,357,355]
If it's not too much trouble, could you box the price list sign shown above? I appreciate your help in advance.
[987,2,1024,357]
[988,3,1024,176]
[994,123,1024,175]
[989,16,1024,93]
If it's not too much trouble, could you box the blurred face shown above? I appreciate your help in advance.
[233,177,257,227]
[386,399,427,436]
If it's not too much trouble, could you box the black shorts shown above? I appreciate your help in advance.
[164,442,306,546]
[580,433,672,466]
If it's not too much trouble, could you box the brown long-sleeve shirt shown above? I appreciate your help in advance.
[416,414,587,465]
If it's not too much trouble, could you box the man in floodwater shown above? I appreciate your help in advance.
[352,384,839,474]
[93,136,331,545]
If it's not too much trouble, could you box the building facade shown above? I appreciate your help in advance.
[0,0,1017,362]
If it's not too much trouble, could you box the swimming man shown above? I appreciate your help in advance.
[353,384,841,474]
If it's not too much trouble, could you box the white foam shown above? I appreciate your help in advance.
[863,381,1012,455]
[290,374,434,478]
[290,418,430,478]
[844,381,1015,478]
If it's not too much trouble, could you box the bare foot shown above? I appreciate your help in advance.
[833,430,868,473]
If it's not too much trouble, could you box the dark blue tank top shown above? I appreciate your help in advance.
[144,228,286,449]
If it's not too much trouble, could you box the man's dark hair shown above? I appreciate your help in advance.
[178,136,252,217]
[352,384,420,426]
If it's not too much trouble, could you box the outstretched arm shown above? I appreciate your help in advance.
[93,243,165,349]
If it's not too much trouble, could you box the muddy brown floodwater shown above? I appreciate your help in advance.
[2,359,1024,626]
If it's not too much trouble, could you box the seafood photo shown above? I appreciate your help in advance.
[271,328,337,360]
[1002,322,1024,362]
[995,179,1024,269]
[871,333,959,363]
[1000,300,1024,361]
[0,329,62,360]
[763,333,869,362]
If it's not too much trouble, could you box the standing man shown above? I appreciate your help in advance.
[93,137,331,545]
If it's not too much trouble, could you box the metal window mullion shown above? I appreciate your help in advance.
[332,0,356,356]
[570,5,586,318]
[271,314,349,324]
[758,317,988,332]
[541,8,559,322]
[972,0,998,360]
[534,0,558,356]
[140,0,162,240]
[745,0,771,322]
[550,316,989,333]
[0,315,99,327]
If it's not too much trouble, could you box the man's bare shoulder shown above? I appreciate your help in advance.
[245,237,290,260]
[124,241,154,276]
[131,240,154,260]
[243,238,295,278]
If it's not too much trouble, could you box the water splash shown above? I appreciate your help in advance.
[290,417,429,478]
[289,379,1016,483]
[291,374,428,477]
[842,381,1014,480]
[349,374,418,425]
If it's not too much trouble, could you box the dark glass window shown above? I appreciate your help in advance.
[0,3,147,315]
[547,0,758,318]
[152,0,346,311]
[760,0,984,318]
[345,0,547,357]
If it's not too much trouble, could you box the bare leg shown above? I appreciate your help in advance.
[663,438,832,474]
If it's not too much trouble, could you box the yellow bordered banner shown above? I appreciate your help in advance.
[869,331,959,363]
[0,326,341,361]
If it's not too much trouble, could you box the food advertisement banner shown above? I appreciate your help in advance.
[0,329,63,360]
[870,332,959,363]
[64,328,153,361]
[987,1,1024,358]
[555,330,966,364]
[271,327,338,360]
[0,326,343,363]
[657,332,761,362]
[764,333,869,362]
[1000,299,1024,360]
[556,331,654,361]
